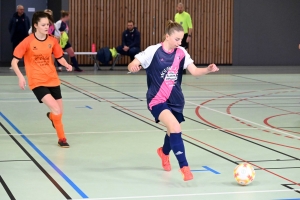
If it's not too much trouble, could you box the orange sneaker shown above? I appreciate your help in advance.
[180,166,193,181]
[157,147,171,171]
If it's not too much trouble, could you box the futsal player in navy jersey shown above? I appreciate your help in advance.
[128,20,219,181]
[55,10,82,72]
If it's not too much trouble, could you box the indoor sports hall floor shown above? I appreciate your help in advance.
[0,66,299,200]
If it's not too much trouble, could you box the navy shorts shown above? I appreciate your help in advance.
[63,41,72,50]
[32,86,62,103]
[150,103,185,123]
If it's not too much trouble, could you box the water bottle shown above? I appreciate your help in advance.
[91,43,96,52]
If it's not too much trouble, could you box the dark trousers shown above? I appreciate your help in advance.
[12,37,25,50]
[180,33,189,49]
[180,33,189,74]
[116,46,140,61]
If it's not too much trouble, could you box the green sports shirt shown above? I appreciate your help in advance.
[174,11,193,34]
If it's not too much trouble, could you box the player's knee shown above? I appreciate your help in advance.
[116,45,122,51]
[129,48,139,54]
[50,105,61,115]
[68,51,75,57]
[168,121,181,133]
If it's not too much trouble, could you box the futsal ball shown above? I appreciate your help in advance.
[233,163,255,186]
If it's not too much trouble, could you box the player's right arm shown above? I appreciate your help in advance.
[128,59,142,72]
[130,44,159,72]
[11,38,29,90]
[11,58,26,90]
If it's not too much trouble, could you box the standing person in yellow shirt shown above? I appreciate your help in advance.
[175,3,193,49]
[175,3,193,74]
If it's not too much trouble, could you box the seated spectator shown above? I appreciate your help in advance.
[55,10,82,72]
[116,20,140,61]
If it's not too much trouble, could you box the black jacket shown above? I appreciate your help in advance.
[121,27,140,49]
[8,12,30,42]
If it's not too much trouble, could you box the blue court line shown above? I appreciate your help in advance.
[0,112,88,198]
[75,106,93,109]
[275,199,300,200]
[191,166,220,174]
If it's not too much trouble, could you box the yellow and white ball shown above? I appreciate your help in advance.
[234,163,255,185]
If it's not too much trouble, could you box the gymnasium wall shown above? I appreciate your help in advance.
[0,0,16,64]
[0,0,47,64]
[68,0,233,65]
[0,1,1,62]
[47,0,62,22]
[233,0,300,66]
[15,0,47,25]
[1,0,300,66]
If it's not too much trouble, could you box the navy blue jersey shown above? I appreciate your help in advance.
[135,43,193,113]
[55,20,69,33]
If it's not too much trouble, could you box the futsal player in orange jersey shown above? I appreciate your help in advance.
[11,11,72,147]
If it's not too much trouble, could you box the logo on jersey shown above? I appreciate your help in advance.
[165,71,178,81]
[33,46,38,50]
[160,66,178,87]
[160,66,171,78]
[48,44,52,48]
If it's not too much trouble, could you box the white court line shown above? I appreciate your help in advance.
[0,128,262,136]
[0,99,146,103]
[71,189,299,200]
[1,92,299,95]
[0,97,300,103]
[0,99,97,103]
[186,101,300,139]
[0,88,299,95]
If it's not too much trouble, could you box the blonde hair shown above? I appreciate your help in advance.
[61,10,69,18]
[162,20,184,41]
[44,9,54,24]
[44,9,53,16]
[165,20,184,35]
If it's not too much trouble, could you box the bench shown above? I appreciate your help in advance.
[64,52,123,71]
[64,52,100,71]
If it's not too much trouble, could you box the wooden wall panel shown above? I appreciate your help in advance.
[68,0,233,65]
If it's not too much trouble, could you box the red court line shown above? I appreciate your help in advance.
[264,113,300,135]
[183,83,300,144]
[225,90,299,139]
[183,133,300,186]
[226,90,299,115]
[61,79,300,187]
[195,106,300,150]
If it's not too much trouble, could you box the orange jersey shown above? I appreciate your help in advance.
[13,33,64,90]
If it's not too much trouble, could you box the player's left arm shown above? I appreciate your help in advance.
[186,14,193,42]
[183,48,218,76]
[187,63,219,76]
[52,37,72,71]
[57,57,72,71]
[187,14,193,34]
[188,28,193,36]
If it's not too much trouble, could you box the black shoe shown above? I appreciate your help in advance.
[46,112,55,128]
[74,68,83,72]
[58,138,70,148]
